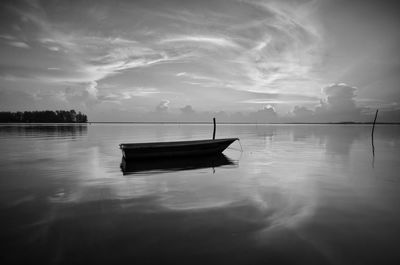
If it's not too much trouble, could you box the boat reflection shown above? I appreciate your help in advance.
[120,153,236,175]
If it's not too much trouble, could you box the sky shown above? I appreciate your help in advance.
[0,0,399,122]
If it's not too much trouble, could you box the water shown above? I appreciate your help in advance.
[0,124,400,265]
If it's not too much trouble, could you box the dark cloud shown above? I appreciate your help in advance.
[292,106,314,119]
[180,105,195,115]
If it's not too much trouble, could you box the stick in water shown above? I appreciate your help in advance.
[371,109,378,159]
[372,109,378,138]
[213,117,216,140]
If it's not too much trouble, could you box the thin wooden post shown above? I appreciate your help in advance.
[371,109,378,159]
[213,117,216,140]
[371,109,378,138]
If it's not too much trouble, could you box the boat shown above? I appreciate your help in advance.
[119,138,239,160]
[120,153,235,174]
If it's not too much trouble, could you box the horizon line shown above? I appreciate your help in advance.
[86,121,400,125]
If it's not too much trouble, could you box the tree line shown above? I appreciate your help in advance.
[0,110,87,123]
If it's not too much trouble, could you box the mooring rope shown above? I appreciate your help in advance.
[228,139,243,152]
[238,139,243,152]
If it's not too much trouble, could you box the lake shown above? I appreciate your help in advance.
[1,124,400,265]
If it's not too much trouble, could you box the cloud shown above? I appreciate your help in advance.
[0,34,16,40]
[160,35,239,48]
[322,83,358,112]
[0,33,30,49]
[47,46,60,51]
[292,106,314,119]
[0,2,190,98]
[176,72,186,77]
[242,98,317,104]
[289,83,363,122]
[122,88,160,99]
[224,0,324,93]
[0,0,324,103]
[175,71,226,88]
[180,105,195,115]
[248,105,278,122]
[14,20,186,105]
[175,71,219,81]
[156,100,170,113]
[8,41,30,49]
[86,81,98,99]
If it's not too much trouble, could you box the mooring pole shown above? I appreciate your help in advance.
[213,117,216,140]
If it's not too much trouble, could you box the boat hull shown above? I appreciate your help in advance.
[119,138,238,160]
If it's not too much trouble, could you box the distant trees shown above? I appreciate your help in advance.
[0,110,87,123]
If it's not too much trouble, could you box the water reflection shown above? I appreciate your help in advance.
[120,154,236,175]
[1,124,400,264]
[0,124,87,138]
[311,125,363,155]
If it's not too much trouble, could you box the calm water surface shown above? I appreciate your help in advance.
[1,124,400,265]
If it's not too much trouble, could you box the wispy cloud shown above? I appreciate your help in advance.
[97,87,160,103]
[0,34,16,40]
[122,88,160,99]
[161,35,239,48]
[0,34,30,49]
[6,16,188,99]
[1,0,323,95]
[242,99,318,104]
[7,41,30,49]
[175,72,220,82]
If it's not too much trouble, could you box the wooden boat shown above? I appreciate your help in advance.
[120,153,235,174]
[119,138,238,160]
